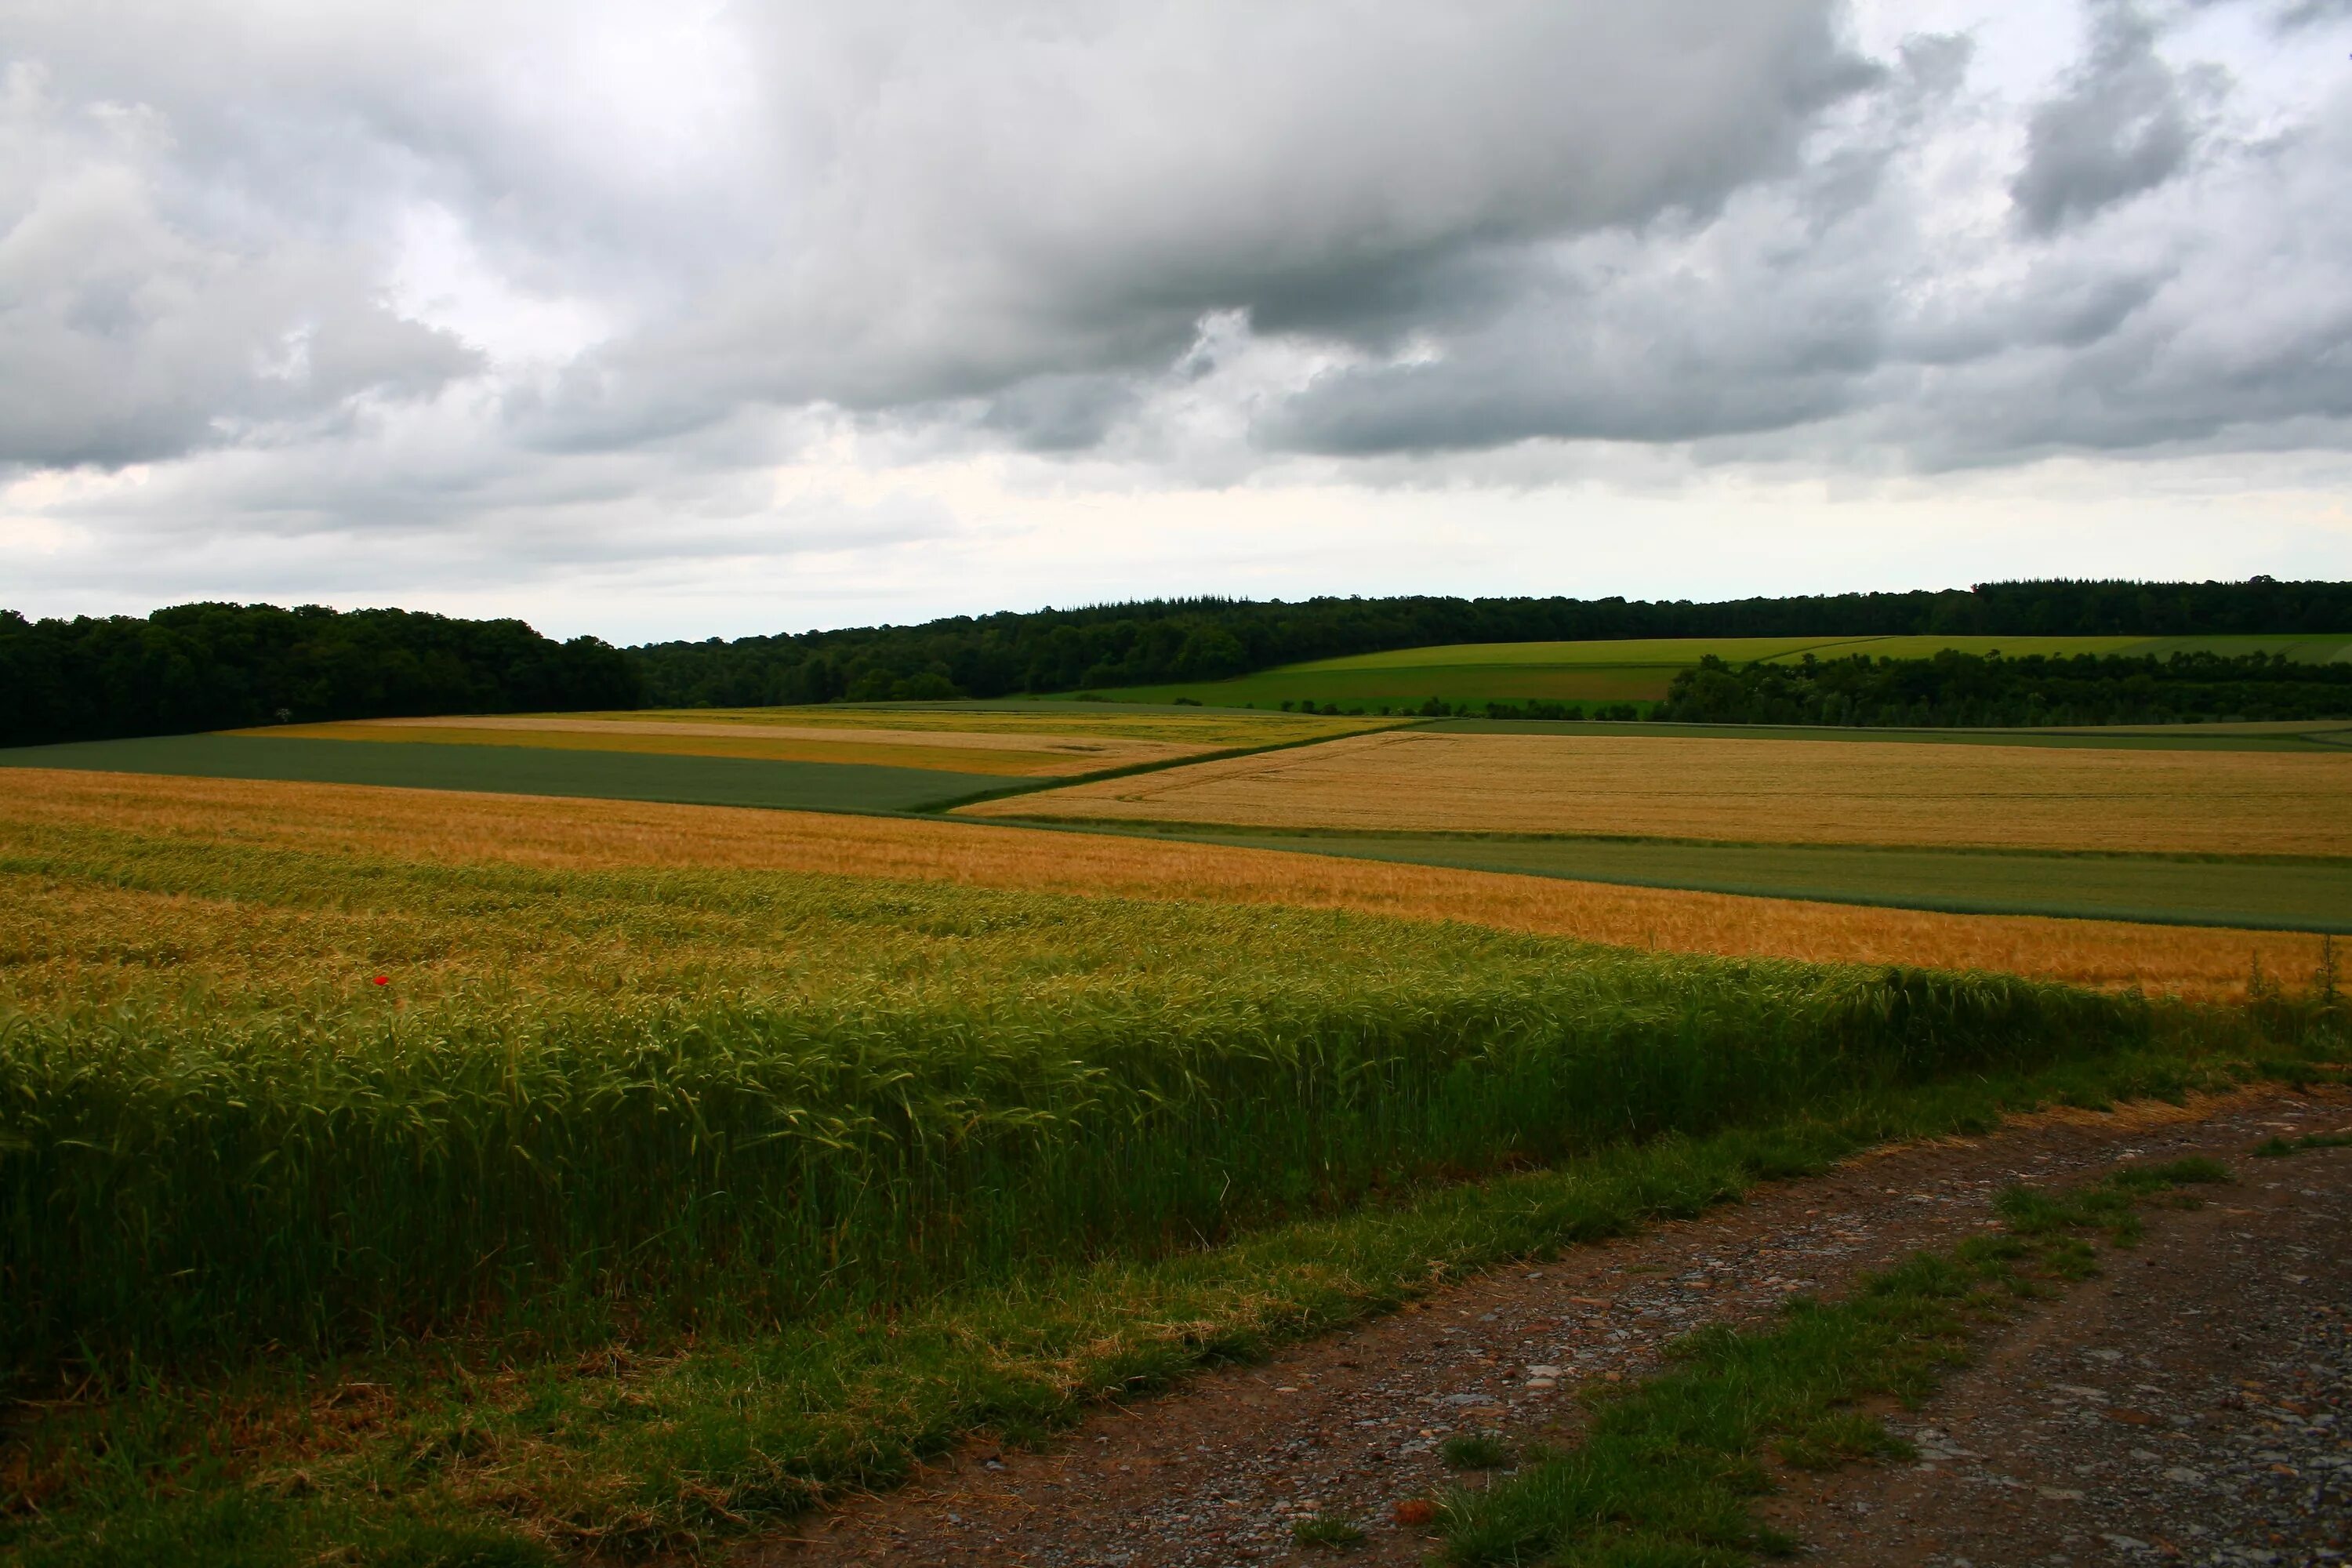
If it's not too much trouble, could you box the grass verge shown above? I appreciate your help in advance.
[1436,1156,2239,1566]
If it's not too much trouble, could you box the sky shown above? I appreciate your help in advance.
[3,0,2350,643]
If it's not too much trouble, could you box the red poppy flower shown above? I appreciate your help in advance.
[372,975,390,985]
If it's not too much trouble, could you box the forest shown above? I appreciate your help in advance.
[0,603,641,747]
[625,578,2352,707]
[5,579,2350,745]
[1652,648,2352,728]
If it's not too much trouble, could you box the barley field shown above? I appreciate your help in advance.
[965,728,2352,858]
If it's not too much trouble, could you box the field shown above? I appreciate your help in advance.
[965,728,2352,858]
[0,765,2332,1002]
[0,707,1388,815]
[1430,716,2352,753]
[255,717,1209,776]
[5,702,2347,1564]
[0,733,1011,812]
[19,766,2333,1564]
[1112,828,2352,933]
[1089,632,2352,710]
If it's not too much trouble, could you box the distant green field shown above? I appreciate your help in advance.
[1427,718,2352,753]
[1089,633,2352,711]
[0,735,1010,813]
[1086,825,2352,933]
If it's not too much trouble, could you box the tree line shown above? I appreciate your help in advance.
[1653,649,2352,728]
[626,577,2352,706]
[0,603,641,747]
[5,579,2347,746]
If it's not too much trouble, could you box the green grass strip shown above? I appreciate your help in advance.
[2253,1130,2352,1157]
[0,735,1007,813]
[1037,823,2352,935]
[1437,1156,2238,1566]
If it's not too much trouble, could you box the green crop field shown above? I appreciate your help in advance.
[1091,826,2352,933]
[0,733,1011,813]
[6,768,2334,1566]
[1427,717,2352,753]
[1087,632,2352,711]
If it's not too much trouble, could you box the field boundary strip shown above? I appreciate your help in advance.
[924,815,2352,935]
[911,720,1426,814]
[1424,717,2352,753]
[949,813,2352,865]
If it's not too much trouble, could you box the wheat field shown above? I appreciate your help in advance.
[962,728,2352,858]
[2,768,2326,1000]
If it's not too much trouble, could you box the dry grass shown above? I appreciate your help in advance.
[964,729,2352,858]
[2,768,2328,1002]
[252,717,1200,777]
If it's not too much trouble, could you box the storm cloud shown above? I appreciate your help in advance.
[2,0,2349,629]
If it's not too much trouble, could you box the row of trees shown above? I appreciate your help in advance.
[1653,650,2352,728]
[0,604,642,747]
[630,579,2352,706]
[5,581,2347,745]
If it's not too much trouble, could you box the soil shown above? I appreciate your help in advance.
[740,1089,2352,1568]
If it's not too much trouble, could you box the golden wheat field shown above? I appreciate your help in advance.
[960,728,2352,857]
[1,768,2325,1001]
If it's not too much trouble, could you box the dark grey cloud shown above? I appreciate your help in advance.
[2010,3,2202,234]
[542,0,1875,448]
[1256,6,2352,469]
[978,376,1142,453]
[2,0,2349,590]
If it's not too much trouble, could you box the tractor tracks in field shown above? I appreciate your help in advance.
[740,1088,2351,1568]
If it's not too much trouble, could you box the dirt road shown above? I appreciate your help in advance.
[745,1091,2351,1567]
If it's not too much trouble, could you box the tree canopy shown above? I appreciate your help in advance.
[0,603,641,747]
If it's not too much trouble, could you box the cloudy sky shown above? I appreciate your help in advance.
[4,0,2350,641]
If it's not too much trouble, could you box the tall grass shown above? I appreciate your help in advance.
[5,951,2151,1377]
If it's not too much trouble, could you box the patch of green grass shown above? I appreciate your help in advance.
[1425,718,2352,753]
[1293,1515,1369,1550]
[1441,1434,1515,1471]
[1436,1159,2236,1566]
[2253,1131,2352,1157]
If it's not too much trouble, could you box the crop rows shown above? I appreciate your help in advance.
[3,769,2328,1000]
[4,795,2154,1377]
[967,728,2352,858]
